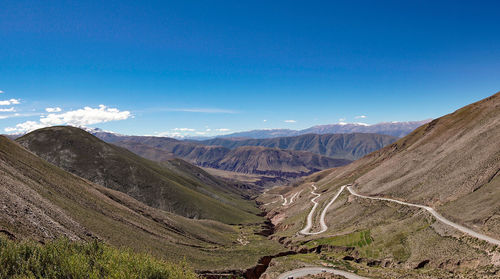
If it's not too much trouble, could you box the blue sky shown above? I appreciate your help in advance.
[1,0,499,137]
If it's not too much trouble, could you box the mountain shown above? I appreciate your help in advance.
[196,133,397,161]
[16,126,260,224]
[110,136,351,179]
[201,146,351,177]
[300,120,432,137]
[0,135,283,271]
[218,120,431,139]
[312,93,500,227]
[261,92,500,278]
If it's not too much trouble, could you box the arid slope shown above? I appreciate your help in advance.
[314,92,500,237]
[262,92,500,277]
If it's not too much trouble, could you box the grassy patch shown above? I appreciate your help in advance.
[0,237,197,279]
[304,230,373,249]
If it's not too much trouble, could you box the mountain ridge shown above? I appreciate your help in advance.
[112,137,351,179]
[217,120,431,139]
[195,133,397,161]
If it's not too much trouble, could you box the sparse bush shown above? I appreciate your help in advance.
[0,237,198,279]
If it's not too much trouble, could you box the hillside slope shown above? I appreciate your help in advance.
[311,92,500,236]
[16,127,260,224]
[261,92,500,277]
[0,135,282,270]
[197,133,397,161]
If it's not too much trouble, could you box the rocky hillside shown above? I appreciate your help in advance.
[203,146,351,177]
[16,126,260,224]
[311,92,500,235]
[196,133,397,161]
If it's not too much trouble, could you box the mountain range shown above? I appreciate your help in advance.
[86,131,399,184]
[216,120,431,139]
[110,137,351,179]
[195,133,397,161]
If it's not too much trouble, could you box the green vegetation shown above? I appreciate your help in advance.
[0,237,197,279]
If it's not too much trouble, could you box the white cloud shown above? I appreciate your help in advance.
[0,113,39,120]
[355,115,367,119]
[284,120,296,123]
[263,119,267,122]
[45,107,62,113]
[173,128,195,132]
[215,128,230,132]
[0,107,15,112]
[4,121,45,133]
[5,104,131,133]
[354,122,370,126]
[0,99,20,105]
[163,108,238,114]
[0,90,4,94]
[155,131,183,137]
[338,118,347,125]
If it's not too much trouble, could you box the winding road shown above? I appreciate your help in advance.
[263,191,302,206]
[300,184,346,235]
[281,195,287,206]
[277,183,500,278]
[287,190,303,205]
[297,183,500,246]
[276,267,370,279]
[346,186,500,247]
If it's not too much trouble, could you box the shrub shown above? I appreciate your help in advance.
[0,237,198,279]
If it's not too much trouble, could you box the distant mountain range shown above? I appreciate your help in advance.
[217,120,431,139]
[87,130,401,184]
[108,136,351,179]
[195,133,397,161]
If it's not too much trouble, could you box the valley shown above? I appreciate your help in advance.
[0,134,285,272]
[1,92,499,279]
[2,2,499,278]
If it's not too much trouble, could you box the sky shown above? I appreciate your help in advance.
[1,0,499,137]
